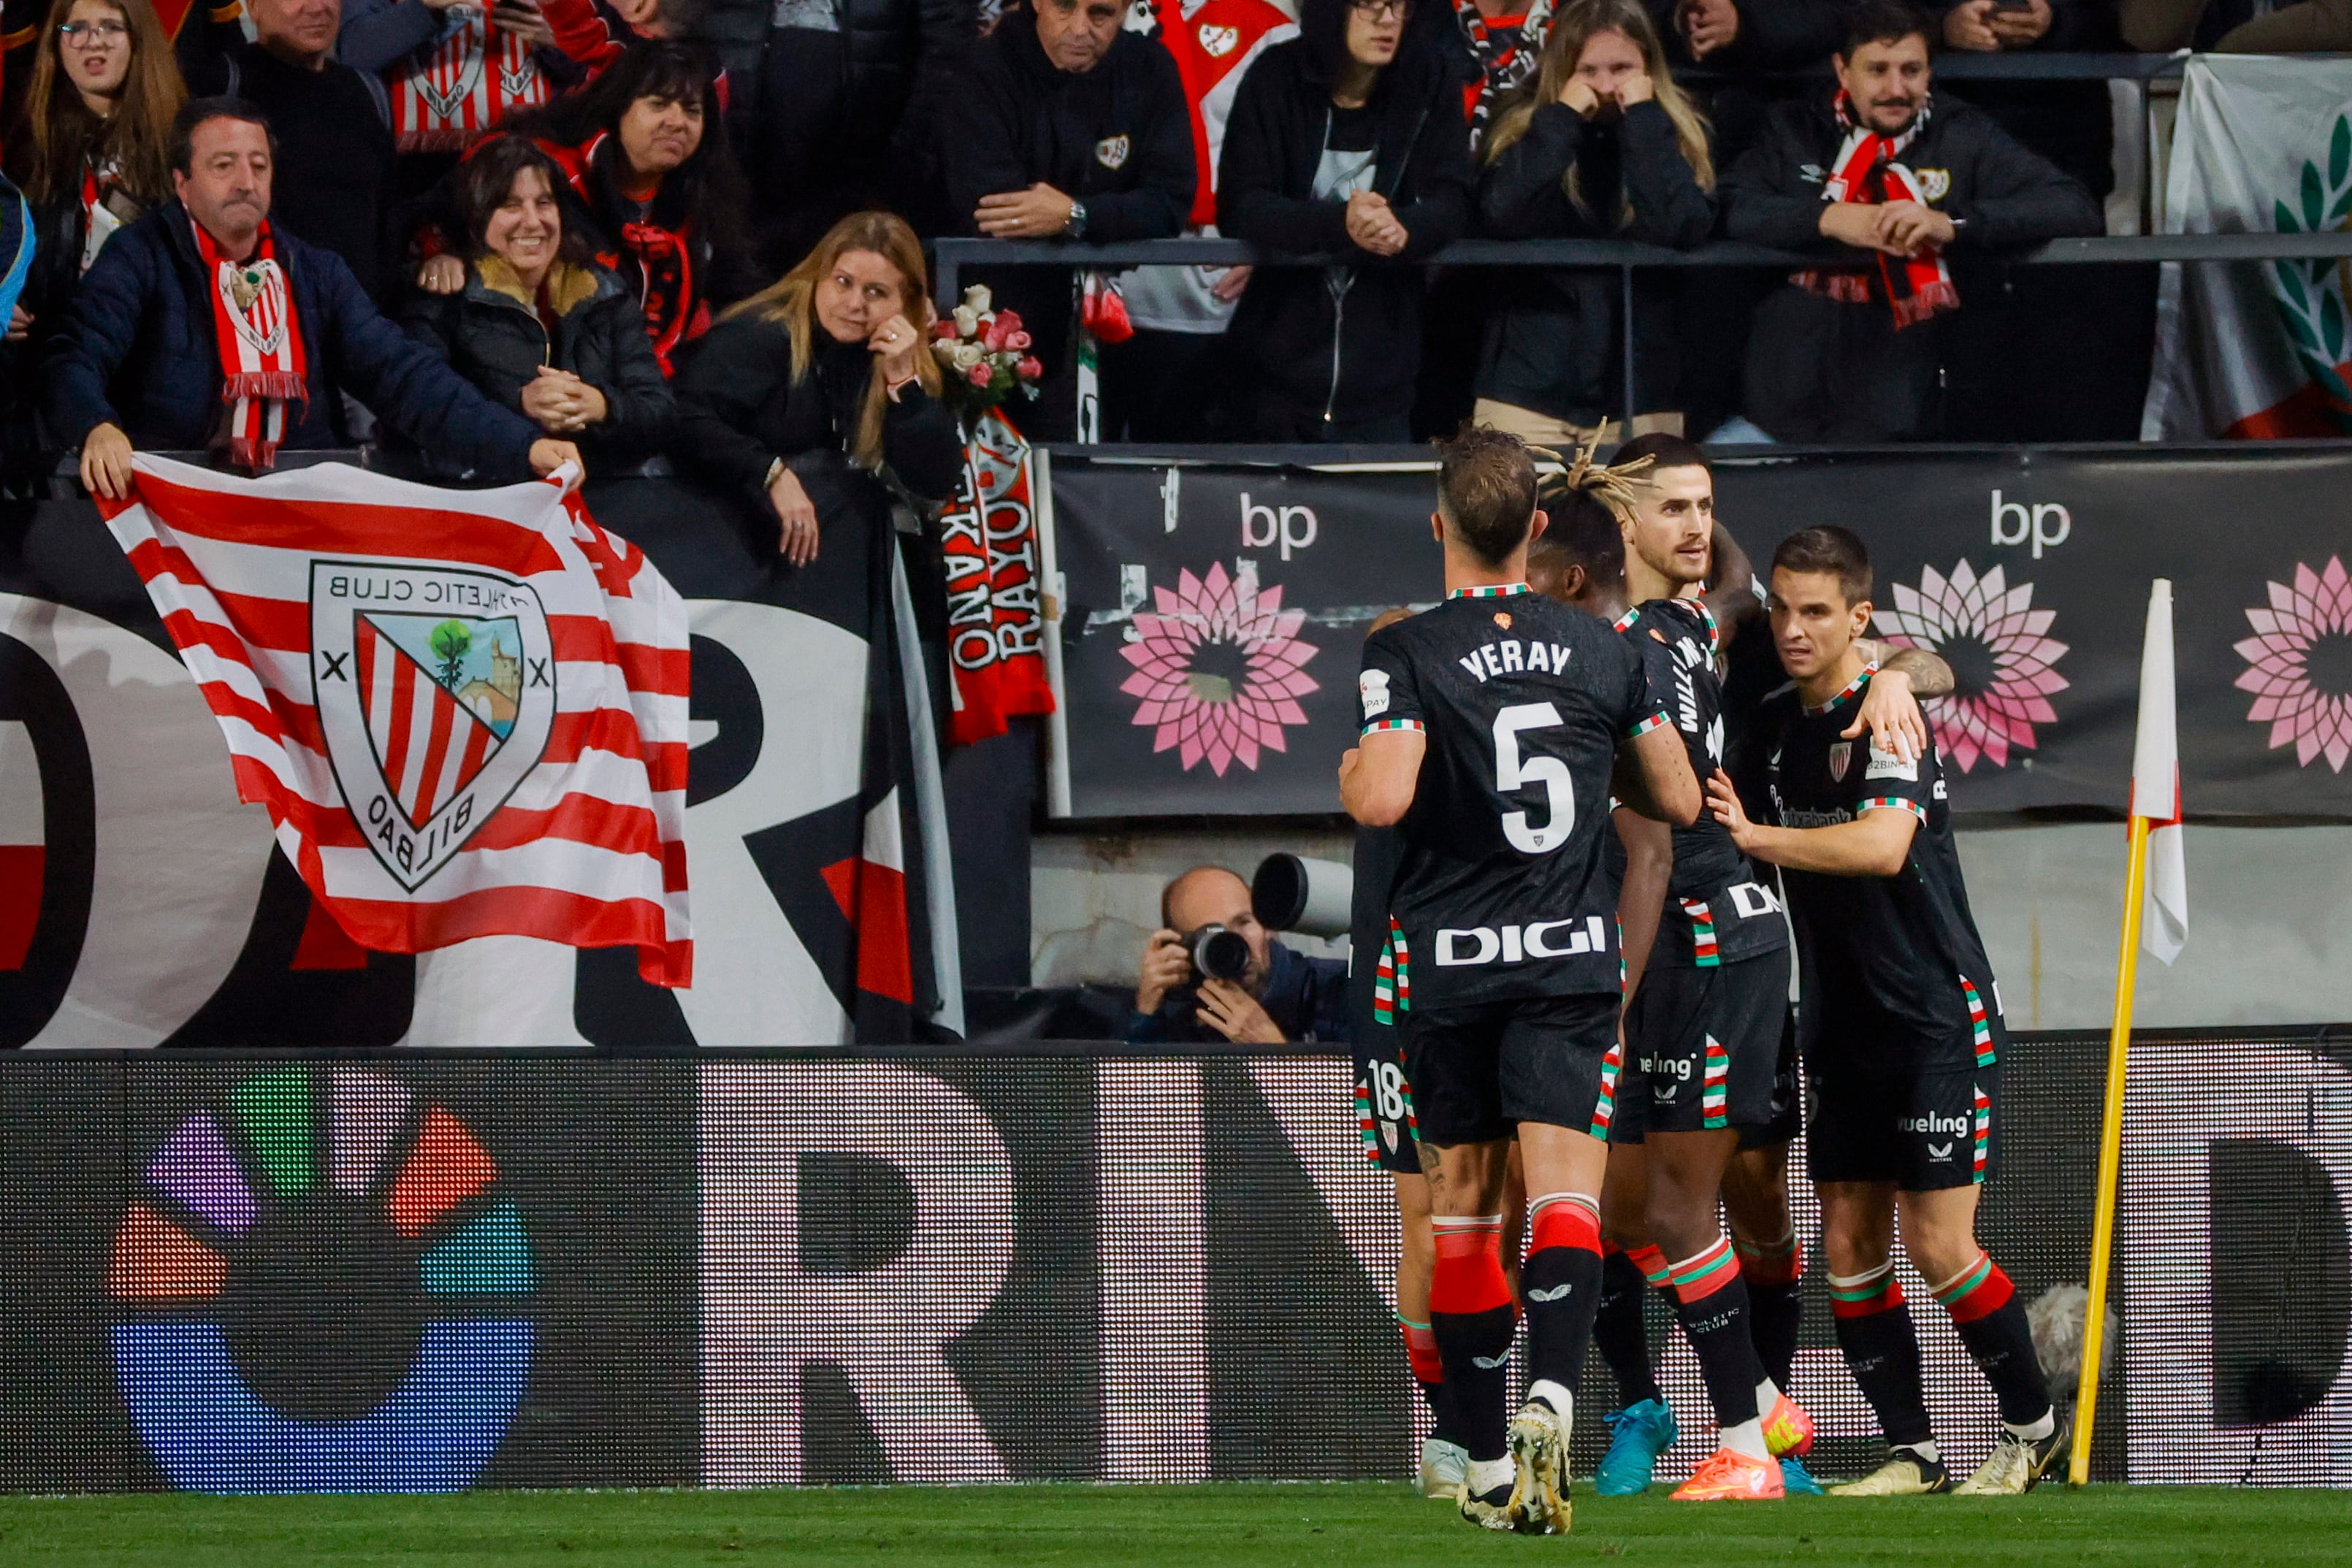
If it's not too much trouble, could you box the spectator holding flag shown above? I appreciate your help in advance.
[47,98,579,498]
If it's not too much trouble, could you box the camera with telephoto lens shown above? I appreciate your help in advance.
[1183,924,1254,983]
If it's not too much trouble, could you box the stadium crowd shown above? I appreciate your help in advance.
[0,0,2329,510]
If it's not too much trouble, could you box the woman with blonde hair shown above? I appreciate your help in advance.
[674,210,957,567]
[4,0,182,355]
[1472,0,1714,444]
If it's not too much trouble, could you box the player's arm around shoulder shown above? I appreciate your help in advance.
[1706,766,1920,877]
[1614,723,1701,826]
[1344,629,1427,827]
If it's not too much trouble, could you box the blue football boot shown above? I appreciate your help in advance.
[1779,1455,1826,1495]
[1594,1398,1678,1496]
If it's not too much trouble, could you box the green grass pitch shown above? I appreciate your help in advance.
[2,1483,2348,1567]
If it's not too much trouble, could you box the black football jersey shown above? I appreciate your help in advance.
[1359,584,1665,1007]
[1730,666,2002,1077]
[1617,597,1789,970]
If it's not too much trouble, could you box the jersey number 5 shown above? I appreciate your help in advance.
[1494,702,1575,854]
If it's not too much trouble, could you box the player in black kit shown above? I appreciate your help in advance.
[1342,427,1699,1535]
[1710,527,2063,1498]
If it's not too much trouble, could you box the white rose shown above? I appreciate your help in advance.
[931,340,961,366]
[952,305,980,337]
[951,342,985,368]
[961,284,993,315]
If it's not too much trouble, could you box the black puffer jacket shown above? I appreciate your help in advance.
[671,313,963,554]
[1475,100,1714,426]
[399,258,678,473]
[1216,25,1473,430]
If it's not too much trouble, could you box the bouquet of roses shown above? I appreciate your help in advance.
[931,284,1044,421]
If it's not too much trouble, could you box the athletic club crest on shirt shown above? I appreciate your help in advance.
[310,560,556,890]
[1828,740,1853,781]
[1096,134,1131,169]
[1197,22,1239,55]
[1917,167,1951,201]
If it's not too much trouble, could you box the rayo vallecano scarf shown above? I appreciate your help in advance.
[195,218,307,470]
[1794,89,1959,331]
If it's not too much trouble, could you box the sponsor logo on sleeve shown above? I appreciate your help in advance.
[1866,742,1919,782]
[1359,668,1391,719]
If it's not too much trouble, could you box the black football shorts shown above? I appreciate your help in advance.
[1403,992,1622,1147]
[1806,1062,2001,1191]
[1738,1006,1803,1152]
[1618,946,1792,1138]
[1351,1044,1423,1175]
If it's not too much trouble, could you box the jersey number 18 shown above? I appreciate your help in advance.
[1494,703,1575,854]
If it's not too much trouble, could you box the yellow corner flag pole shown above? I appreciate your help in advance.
[2068,813,2147,1486]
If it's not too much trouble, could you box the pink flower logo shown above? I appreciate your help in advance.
[1119,562,1320,775]
[2233,556,2352,773]
[1874,560,2070,773]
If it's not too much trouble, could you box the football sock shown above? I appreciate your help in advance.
[1828,1262,1935,1448]
[1930,1251,2055,1429]
[1430,1214,1515,1461]
[1736,1230,1805,1391]
[1399,1315,1462,1445]
[1668,1235,1766,1445]
[1521,1192,1605,1399]
[1595,1244,1663,1408]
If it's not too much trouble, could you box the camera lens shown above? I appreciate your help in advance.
[1189,925,1253,982]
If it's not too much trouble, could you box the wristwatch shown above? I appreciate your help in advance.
[1066,200,1088,240]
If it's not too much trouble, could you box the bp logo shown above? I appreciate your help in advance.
[110,1068,533,1492]
[310,561,554,889]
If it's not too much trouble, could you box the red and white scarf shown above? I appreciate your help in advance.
[1794,89,1959,331]
[195,219,308,471]
[390,14,550,152]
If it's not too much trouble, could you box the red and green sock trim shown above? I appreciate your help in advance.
[1399,1315,1444,1385]
[1734,1231,1803,1290]
[1430,1215,1512,1316]
[1668,1236,1741,1304]
[1828,1263,1905,1320]
[1931,1251,2016,1325]
[1627,1243,1674,1290]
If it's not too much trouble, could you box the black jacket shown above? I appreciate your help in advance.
[672,312,963,552]
[1475,100,1714,425]
[1216,36,1472,428]
[1722,91,2100,255]
[1123,940,1352,1045]
[186,44,398,301]
[941,15,1196,243]
[399,258,678,473]
[43,201,543,478]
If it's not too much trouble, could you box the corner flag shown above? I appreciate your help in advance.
[2131,581,2188,965]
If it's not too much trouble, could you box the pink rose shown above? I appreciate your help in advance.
[1016,356,1043,381]
[982,319,1011,353]
[930,318,958,340]
[1007,330,1032,351]
[967,363,994,386]
[996,308,1023,335]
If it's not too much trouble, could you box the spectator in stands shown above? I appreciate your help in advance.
[1219,0,1473,443]
[939,0,1196,440]
[344,0,558,156]
[1450,0,1547,152]
[1127,865,1348,1044]
[424,42,755,379]
[47,99,579,497]
[2122,0,2352,51]
[731,0,977,265]
[4,0,183,402]
[186,0,400,301]
[1104,0,1295,443]
[1473,0,1711,444]
[400,137,675,475]
[1716,0,2097,444]
[672,210,958,568]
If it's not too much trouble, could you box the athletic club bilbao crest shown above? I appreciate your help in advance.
[1828,740,1853,781]
[310,561,555,890]
[1197,22,1239,55]
[1095,134,1131,170]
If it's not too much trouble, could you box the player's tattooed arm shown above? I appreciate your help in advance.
[1614,807,1673,1001]
[1340,730,1426,826]
[1844,645,1953,765]
[1613,724,1702,825]
[1706,767,1920,877]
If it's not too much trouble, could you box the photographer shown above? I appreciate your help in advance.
[1126,865,1350,1046]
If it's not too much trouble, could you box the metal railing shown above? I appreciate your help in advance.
[933,230,2352,436]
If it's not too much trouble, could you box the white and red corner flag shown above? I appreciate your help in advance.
[2131,578,2188,966]
[101,454,691,985]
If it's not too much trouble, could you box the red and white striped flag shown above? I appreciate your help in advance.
[99,455,691,985]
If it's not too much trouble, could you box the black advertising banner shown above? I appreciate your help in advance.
[0,466,951,1049]
[1048,447,2352,818]
[6,1037,2352,1490]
